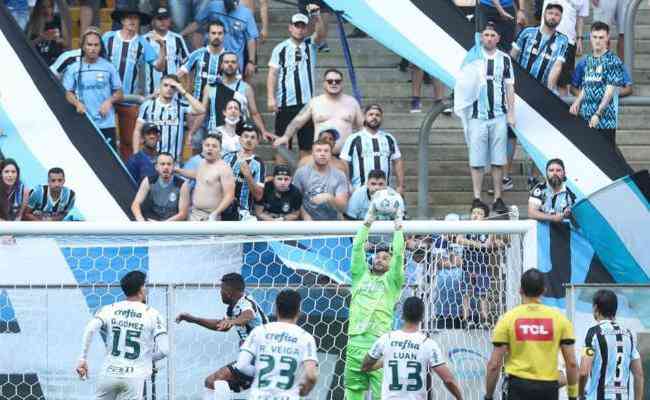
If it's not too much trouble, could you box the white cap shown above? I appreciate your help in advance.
[291,13,309,25]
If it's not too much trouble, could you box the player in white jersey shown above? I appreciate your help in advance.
[176,272,268,400]
[234,289,319,400]
[76,271,169,400]
[362,297,463,400]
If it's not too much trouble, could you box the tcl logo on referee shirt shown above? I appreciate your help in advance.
[515,318,553,341]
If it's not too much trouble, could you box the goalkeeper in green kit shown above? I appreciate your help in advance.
[345,202,406,400]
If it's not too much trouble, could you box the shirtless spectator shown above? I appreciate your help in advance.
[176,134,236,221]
[255,165,302,221]
[293,139,349,220]
[297,128,349,175]
[274,68,364,156]
[131,152,190,221]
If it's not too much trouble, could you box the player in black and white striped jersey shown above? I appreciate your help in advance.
[143,8,189,97]
[132,74,205,162]
[176,273,269,400]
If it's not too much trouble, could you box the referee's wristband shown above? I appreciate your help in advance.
[567,383,579,398]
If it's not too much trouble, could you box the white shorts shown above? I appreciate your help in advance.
[96,376,145,400]
[467,116,508,168]
[592,0,629,32]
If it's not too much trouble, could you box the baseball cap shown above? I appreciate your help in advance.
[291,13,309,25]
[142,123,160,134]
[482,21,499,33]
[273,164,292,177]
[318,127,340,141]
[153,7,170,19]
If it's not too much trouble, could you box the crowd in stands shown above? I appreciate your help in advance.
[0,0,634,227]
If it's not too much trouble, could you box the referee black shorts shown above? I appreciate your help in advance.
[558,43,577,88]
[503,375,559,400]
[275,105,315,152]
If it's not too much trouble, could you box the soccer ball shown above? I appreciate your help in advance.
[371,188,404,220]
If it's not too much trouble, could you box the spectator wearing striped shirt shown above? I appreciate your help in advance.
[63,29,123,150]
[219,51,274,141]
[103,7,166,160]
[222,124,265,219]
[340,104,404,194]
[143,8,190,97]
[24,167,76,221]
[178,20,227,149]
[267,11,326,161]
[511,3,568,92]
[463,22,515,215]
[579,289,644,400]
[181,0,259,80]
[132,74,205,162]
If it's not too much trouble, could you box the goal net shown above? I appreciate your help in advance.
[0,221,536,400]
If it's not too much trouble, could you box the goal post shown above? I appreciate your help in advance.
[0,220,537,400]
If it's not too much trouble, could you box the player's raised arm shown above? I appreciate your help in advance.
[387,212,406,289]
[350,206,375,283]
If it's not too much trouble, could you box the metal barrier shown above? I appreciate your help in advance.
[624,0,644,69]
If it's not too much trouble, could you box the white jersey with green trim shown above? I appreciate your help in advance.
[240,321,318,400]
[368,330,445,400]
[94,300,166,379]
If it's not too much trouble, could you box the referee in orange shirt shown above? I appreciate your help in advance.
[484,268,579,400]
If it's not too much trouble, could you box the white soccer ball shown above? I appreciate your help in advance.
[371,188,404,220]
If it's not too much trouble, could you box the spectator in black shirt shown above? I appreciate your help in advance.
[255,164,302,221]
[27,0,72,64]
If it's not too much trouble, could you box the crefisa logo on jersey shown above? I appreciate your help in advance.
[515,318,553,341]
[448,348,487,380]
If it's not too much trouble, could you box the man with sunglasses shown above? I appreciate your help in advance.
[267,10,326,161]
[274,68,364,157]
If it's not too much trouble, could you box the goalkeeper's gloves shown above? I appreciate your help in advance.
[364,202,377,226]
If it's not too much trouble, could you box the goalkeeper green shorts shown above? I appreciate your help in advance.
[344,342,382,400]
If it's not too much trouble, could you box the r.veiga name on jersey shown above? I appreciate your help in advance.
[259,344,300,356]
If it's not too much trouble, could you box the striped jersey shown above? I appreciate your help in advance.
[6,180,26,221]
[513,27,569,87]
[137,96,192,161]
[27,185,76,219]
[268,37,317,108]
[340,129,402,189]
[472,49,515,120]
[102,30,159,95]
[181,46,225,99]
[50,48,81,78]
[143,30,189,96]
[227,294,268,344]
[583,320,641,400]
[223,151,265,213]
[223,78,250,118]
